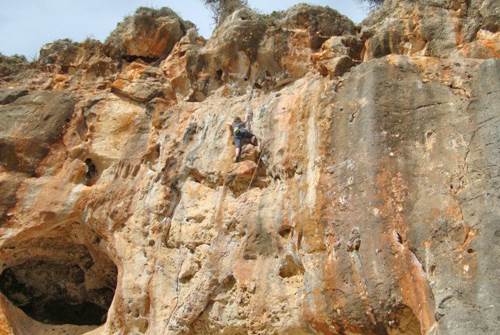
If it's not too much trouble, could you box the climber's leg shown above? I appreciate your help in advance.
[235,147,241,162]
[234,138,242,162]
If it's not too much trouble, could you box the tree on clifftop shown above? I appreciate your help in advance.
[203,0,248,25]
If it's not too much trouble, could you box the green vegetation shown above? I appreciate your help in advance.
[0,53,28,77]
[362,0,385,8]
[203,0,248,24]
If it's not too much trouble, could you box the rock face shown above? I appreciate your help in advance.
[0,2,498,335]
[105,7,192,60]
[38,39,117,80]
[0,54,28,81]
[0,90,75,174]
[361,0,499,59]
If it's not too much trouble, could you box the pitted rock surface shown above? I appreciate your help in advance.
[0,2,498,335]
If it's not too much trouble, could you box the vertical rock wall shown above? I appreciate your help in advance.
[0,1,498,334]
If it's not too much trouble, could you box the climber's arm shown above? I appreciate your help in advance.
[244,108,253,130]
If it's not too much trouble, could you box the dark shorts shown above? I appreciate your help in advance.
[234,129,254,148]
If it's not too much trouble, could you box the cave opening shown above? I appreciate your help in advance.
[0,224,118,327]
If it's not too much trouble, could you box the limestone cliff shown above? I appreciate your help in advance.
[0,1,499,334]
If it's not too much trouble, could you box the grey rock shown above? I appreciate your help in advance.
[278,3,357,48]
[444,59,500,335]
[0,53,28,78]
[38,39,117,77]
[0,89,28,105]
[0,173,23,224]
[38,38,80,66]
[0,91,75,173]
[346,227,361,252]
[325,56,499,334]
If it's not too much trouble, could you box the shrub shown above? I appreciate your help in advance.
[202,0,248,24]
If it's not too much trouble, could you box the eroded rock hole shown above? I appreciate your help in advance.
[0,225,117,326]
[84,158,97,185]
[122,55,158,63]
[387,305,422,335]
[215,69,223,81]
[278,226,291,238]
[395,232,403,244]
[279,255,304,278]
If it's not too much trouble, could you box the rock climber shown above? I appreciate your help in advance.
[227,116,258,162]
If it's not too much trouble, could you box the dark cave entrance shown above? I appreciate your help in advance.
[0,224,118,326]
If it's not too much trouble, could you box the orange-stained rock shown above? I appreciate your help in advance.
[361,0,500,60]
[456,30,500,58]
[38,38,117,80]
[0,302,14,335]
[158,4,358,99]
[0,2,499,335]
[160,29,206,97]
[104,7,191,60]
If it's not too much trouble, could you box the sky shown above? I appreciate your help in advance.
[0,1,370,59]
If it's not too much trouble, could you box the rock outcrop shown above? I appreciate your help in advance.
[0,1,498,335]
[0,90,75,174]
[0,54,29,80]
[104,7,193,60]
[361,0,499,59]
[38,39,117,80]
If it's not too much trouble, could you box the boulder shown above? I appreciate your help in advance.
[105,7,191,60]
[277,3,357,49]
[111,79,167,102]
[160,28,206,97]
[110,61,174,102]
[314,55,354,78]
[226,159,258,194]
[455,30,500,59]
[315,35,364,60]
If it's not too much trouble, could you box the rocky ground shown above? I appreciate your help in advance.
[0,1,498,334]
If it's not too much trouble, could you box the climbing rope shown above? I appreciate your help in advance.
[245,150,263,192]
[162,217,183,333]
[245,87,255,131]
[243,88,270,193]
